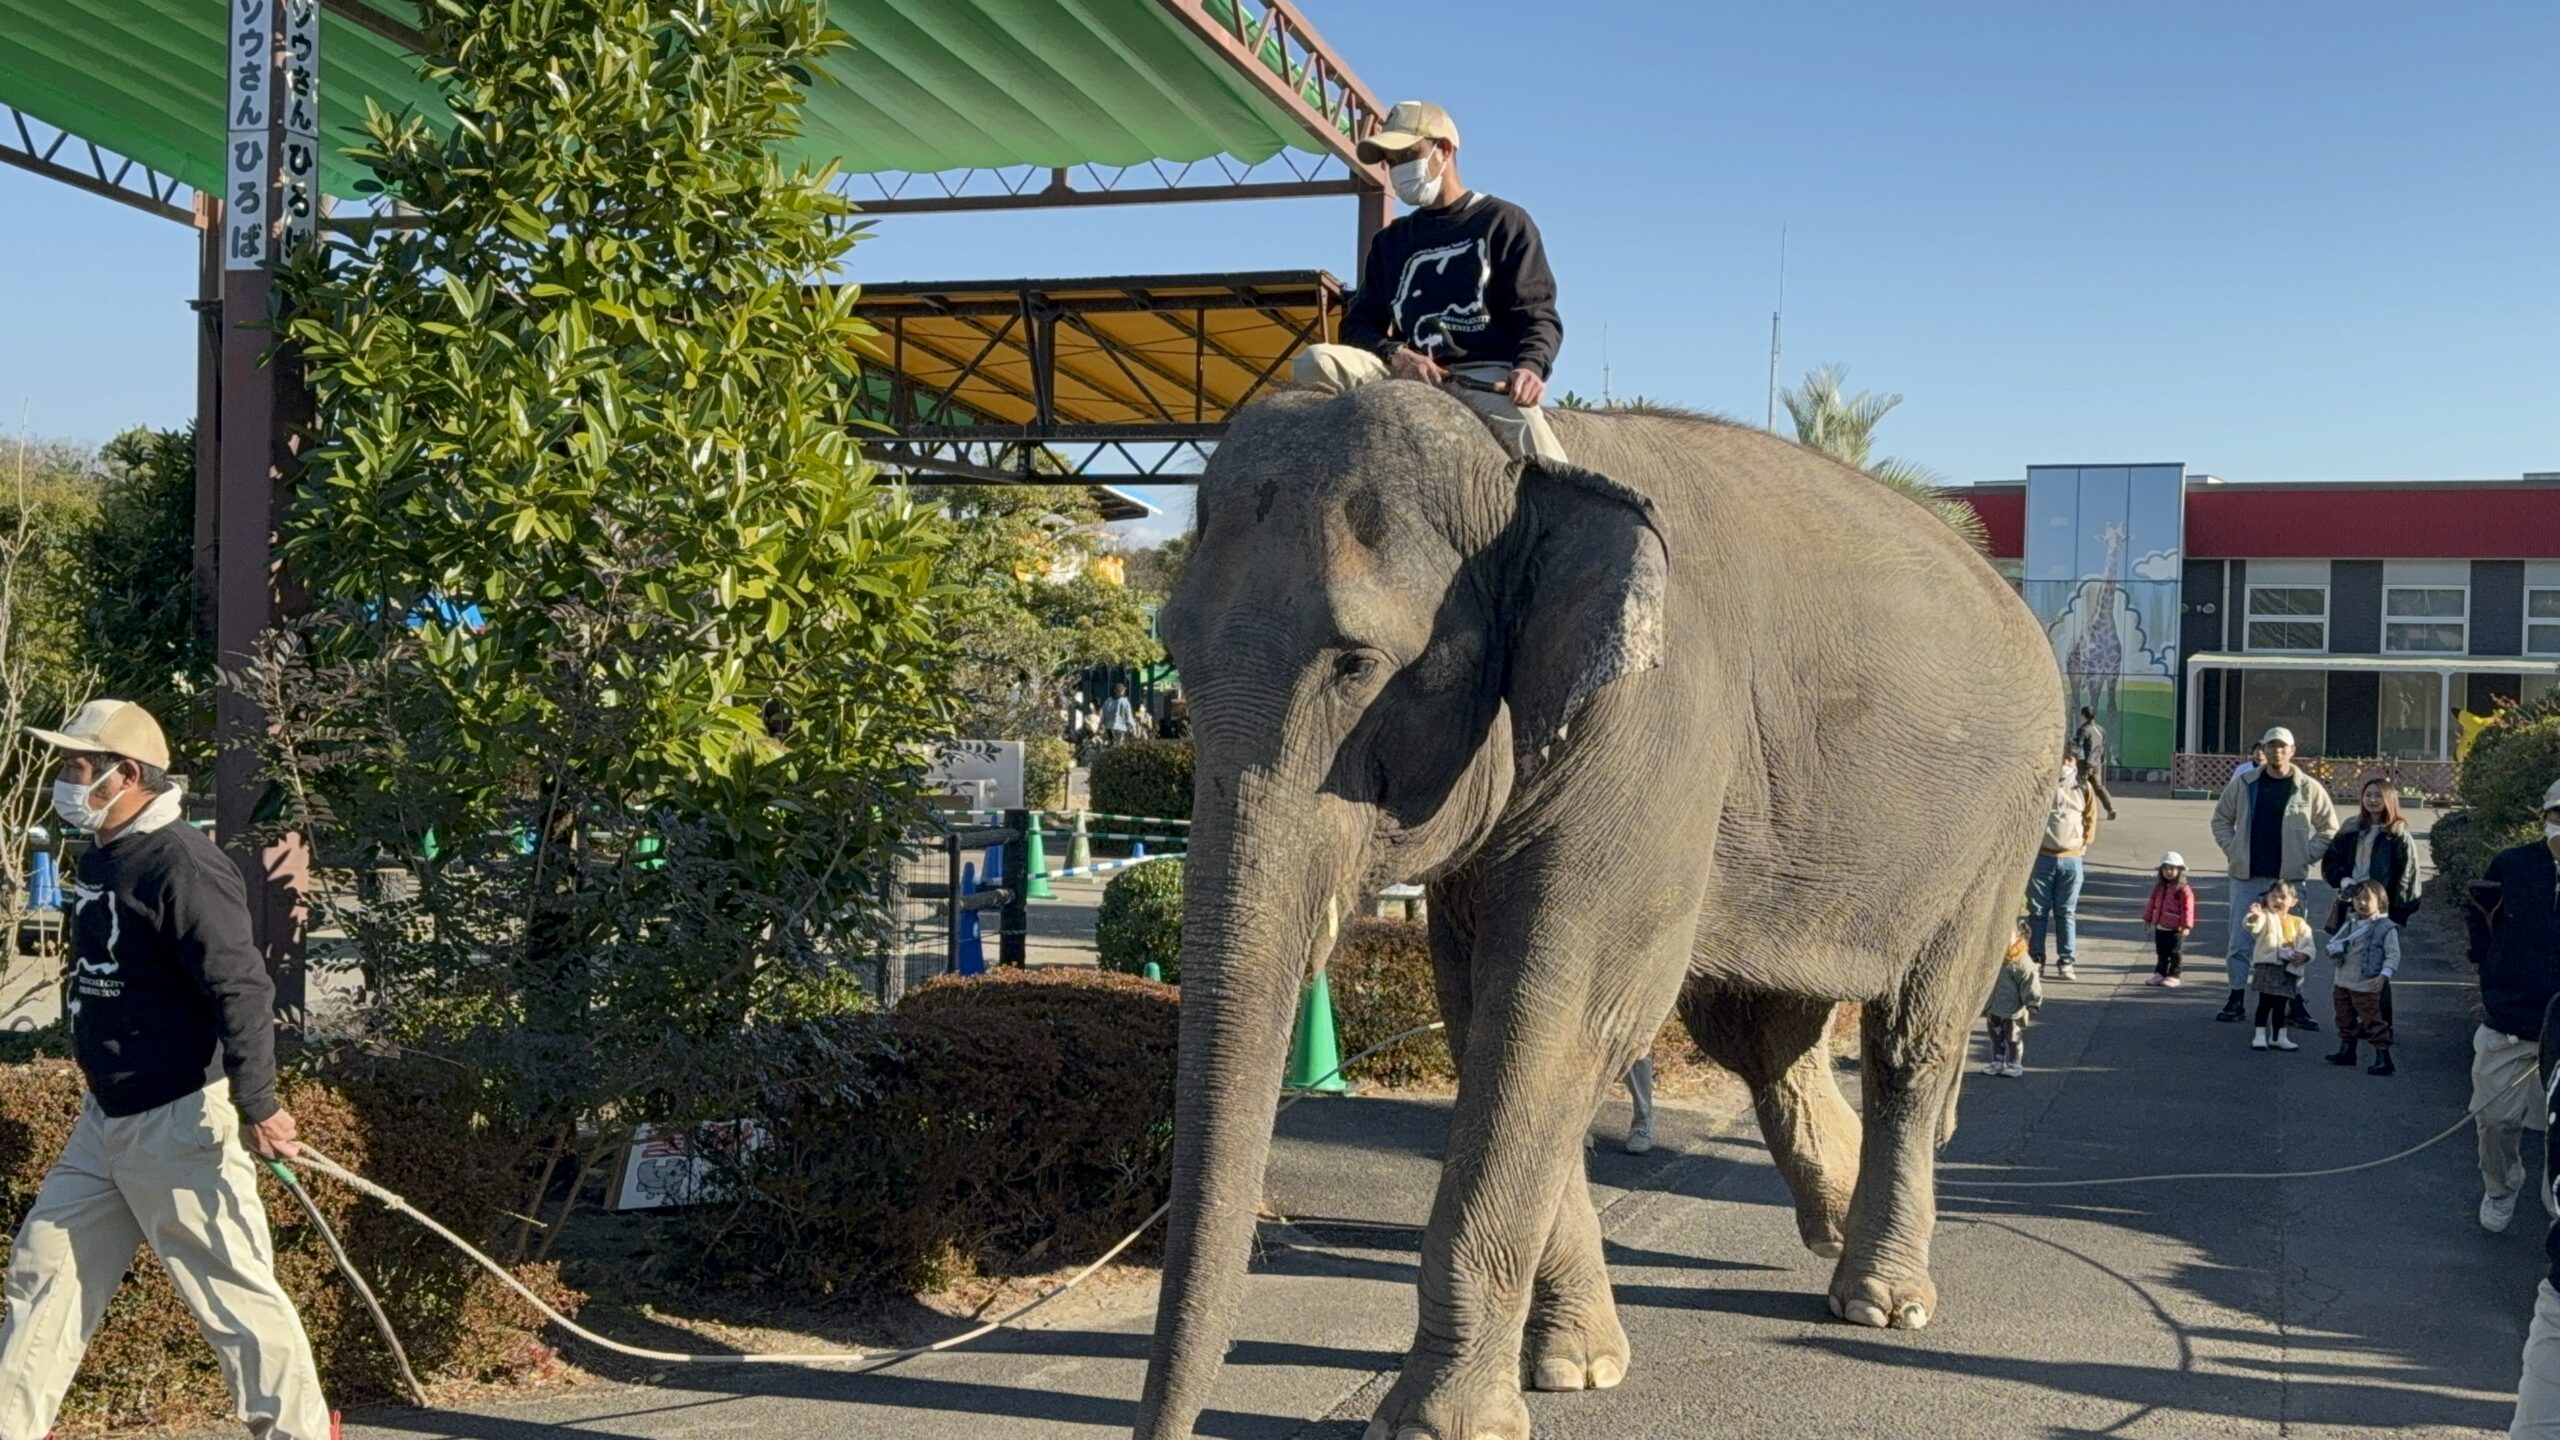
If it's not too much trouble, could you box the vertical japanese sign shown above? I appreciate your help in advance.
[224,0,319,269]
[223,0,271,268]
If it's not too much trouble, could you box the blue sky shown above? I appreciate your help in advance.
[5,0,2554,544]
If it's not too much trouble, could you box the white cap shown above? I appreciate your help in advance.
[2541,778,2560,814]
[2260,727,2296,747]
[2159,851,2186,869]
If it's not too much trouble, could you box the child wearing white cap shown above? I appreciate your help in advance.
[2142,851,2197,986]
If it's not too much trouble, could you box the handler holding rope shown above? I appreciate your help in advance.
[0,701,330,1440]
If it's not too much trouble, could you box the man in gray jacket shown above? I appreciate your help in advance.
[2208,726,2342,1026]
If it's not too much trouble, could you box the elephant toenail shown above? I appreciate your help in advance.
[1895,1303,1930,1329]
[1532,1359,1584,1392]
[1809,1239,1845,1259]
[1844,1300,1890,1328]
[1588,1356,1625,1389]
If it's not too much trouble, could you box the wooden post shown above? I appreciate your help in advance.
[214,0,320,1024]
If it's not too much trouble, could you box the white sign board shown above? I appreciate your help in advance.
[223,0,320,269]
[606,1120,767,1212]
[926,740,1025,810]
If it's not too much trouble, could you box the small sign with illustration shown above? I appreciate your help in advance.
[606,1119,768,1212]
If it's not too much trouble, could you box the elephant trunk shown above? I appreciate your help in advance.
[1135,778,1359,1440]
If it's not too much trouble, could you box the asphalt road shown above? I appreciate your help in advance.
[325,795,2534,1440]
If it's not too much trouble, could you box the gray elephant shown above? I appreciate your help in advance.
[1134,381,2062,1440]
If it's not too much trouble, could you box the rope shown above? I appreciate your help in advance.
[1944,1065,2536,1190]
[289,1019,1447,1371]
[265,1158,429,1405]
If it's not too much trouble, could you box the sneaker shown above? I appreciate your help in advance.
[2251,1027,2269,1051]
[2162,976,2183,988]
[2273,1031,2299,1052]
[1982,1061,2006,1076]
[2057,963,2079,981]
[2144,974,2164,987]
[1623,1124,1654,1156]
[2002,1061,2025,1078]
[2483,1191,2519,1233]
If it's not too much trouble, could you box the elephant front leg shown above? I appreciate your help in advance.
[1365,1033,1597,1440]
[1526,1164,1627,1393]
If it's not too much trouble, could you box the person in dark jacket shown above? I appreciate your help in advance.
[0,701,329,1439]
[2468,777,2560,1235]
[2509,987,2560,1433]
[2320,775,2423,929]
[1292,99,1566,462]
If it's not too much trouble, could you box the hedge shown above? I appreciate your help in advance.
[1097,859,1185,982]
[1022,735,1074,811]
[2444,696,2560,890]
[1089,740,1192,824]
[0,1053,576,1435]
[674,968,1179,1296]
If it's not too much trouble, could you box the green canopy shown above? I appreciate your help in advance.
[0,0,1353,200]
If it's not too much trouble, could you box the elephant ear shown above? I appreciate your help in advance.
[1504,455,1668,765]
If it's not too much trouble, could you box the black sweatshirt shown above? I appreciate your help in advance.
[1340,192,1562,377]
[67,818,281,1122]
[2471,841,2560,1039]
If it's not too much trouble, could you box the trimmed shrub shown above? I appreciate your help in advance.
[1022,735,1074,811]
[675,968,1179,1296]
[2448,696,2560,889]
[1089,740,1193,823]
[1097,858,1186,982]
[0,1053,576,1434]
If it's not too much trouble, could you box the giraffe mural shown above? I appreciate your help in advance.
[2023,466,2187,772]
[2062,523,2128,732]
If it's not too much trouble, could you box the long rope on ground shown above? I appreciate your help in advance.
[1943,1064,2535,1189]
[284,1018,1451,1372]
[266,1156,430,1405]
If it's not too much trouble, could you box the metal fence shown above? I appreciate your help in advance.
[2170,753,2458,803]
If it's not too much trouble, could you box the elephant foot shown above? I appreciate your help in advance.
[1362,1360,1531,1440]
[1826,1257,1937,1331]
[1525,1294,1629,1392]
[1794,1198,1849,1258]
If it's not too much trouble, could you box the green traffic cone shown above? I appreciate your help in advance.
[1026,812,1054,899]
[1285,970,1351,1093]
[1069,811,1092,871]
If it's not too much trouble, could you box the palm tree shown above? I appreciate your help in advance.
[1779,364,1989,552]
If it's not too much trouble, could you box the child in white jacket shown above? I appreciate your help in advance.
[1982,929,2045,1077]
[2325,879,2402,1076]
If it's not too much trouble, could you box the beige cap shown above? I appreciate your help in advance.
[2541,778,2560,814]
[2260,726,2295,747]
[26,699,171,771]
[1357,100,1460,164]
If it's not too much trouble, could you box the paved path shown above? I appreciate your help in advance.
[329,797,2532,1440]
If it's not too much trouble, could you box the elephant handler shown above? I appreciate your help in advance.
[0,700,330,1440]
[1293,99,1566,463]
[2469,777,2560,1237]
[2207,726,2341,1029]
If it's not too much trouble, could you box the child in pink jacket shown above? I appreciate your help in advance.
[2143,851,2199,988]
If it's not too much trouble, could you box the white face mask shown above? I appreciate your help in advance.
[1390,152,1443,207]
[52,771,121,832]
[2546,820,2560,840]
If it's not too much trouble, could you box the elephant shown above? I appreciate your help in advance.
[1133,379,2063,1440]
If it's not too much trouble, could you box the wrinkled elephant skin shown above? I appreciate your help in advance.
[1131,383,2062,1440]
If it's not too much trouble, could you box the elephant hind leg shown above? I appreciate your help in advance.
[1829,903,2014,1331]
[1677,985,1858,1258]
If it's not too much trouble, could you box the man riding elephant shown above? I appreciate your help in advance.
[1131,378,2060,1440]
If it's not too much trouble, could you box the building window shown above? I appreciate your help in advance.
[2529,574,2560,656]
[2382,560,2468,656]
[2237,669,2327,754]
[2245,587,2327,652]
[2377,672,2446,760]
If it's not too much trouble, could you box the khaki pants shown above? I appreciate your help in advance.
[1291,344,1567,462]
[0,1081,328,1440]
[2516,1279,2560,1437]
[2476,1024,2556,1212]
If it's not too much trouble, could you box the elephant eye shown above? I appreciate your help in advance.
[1334,651,1384,686]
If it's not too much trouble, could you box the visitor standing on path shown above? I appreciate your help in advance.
[2468,777,2560,1235]
[0,700,330,1440]
[2073,706,2119,822]
[1294,100,1567,463]
[2143,851,2197,986]
[2027,750,2097,980]
[2324,880,2401,1075]
[2243,882,2315,1051]
[1981,929,2044,1077]
[2321,775,2422,931]
[2208,726,2341,1028]
[1103,684,1137,747]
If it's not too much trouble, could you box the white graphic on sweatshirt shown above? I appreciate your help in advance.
[1393,237,1494,358]
[66,881,125,1008]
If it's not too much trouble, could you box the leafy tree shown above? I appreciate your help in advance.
[73,427,214,746]
[1119,532,1190,596]
[0,434,100,985]
[1780,364,1989,551]
[269,0,949,1250]
[925,483,1161,741]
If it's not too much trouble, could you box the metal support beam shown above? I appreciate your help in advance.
[1154,0,1385,174]
[852,174,1366,216]
[1,107,194,226]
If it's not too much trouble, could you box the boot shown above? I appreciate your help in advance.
[2288,997,2320,1033]
[2216,991,2247,1022]
[2251,1026,2269,1050]
[2367,1047,2396,1076]
[2273,1028,2299,1052]
[2327,1039,2359,1066]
